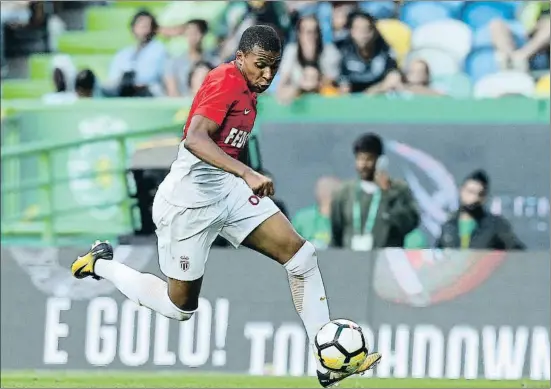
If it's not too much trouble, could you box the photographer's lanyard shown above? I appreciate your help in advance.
[352,184,382,236]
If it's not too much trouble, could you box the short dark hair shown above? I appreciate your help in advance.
[187,19,208,35]
[464,169,490,194]
[75,69,96,91]
[353,133,384,156]
[238,24,282,54]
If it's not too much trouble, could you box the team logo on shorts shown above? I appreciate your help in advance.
[180,256,190,272]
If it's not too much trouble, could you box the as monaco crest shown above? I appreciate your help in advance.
[180,256,190,272]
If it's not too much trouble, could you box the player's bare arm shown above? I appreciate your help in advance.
[184,114,274,197]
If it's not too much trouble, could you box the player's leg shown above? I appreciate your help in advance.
[240,213,381,386]
[72,242,199,320]
[219,186,330,367]
[71,194,223,321]
[220,183,381,387]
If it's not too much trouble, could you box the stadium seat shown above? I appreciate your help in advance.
[57,31,133,55]
[85,7,161,31]
[406,48,461,77]
[157,1,227,29]
[473,71,536,98]
[1,79,52,100]
[431,73,473,98]
[472,20,526,49]
[112,1,170,9]
[411,19,472,64]
[535,74,550,98]
[400,1,454,30]
[465,48,499,83]
[377,19,411,64]
[439,1,466,18]
[360,1,396,19]
[461,1,516,29]
[28,53,113,82]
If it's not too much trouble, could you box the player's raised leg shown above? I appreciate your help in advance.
[71,194,222,322]
[71,241,199,321]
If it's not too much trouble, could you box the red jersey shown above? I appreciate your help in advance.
[183,62,257,159]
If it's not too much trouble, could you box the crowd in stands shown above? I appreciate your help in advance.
[1,1,550,101]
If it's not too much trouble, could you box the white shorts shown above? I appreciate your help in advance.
[152,179,280,281]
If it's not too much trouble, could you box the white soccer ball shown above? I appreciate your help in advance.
[314,319,368,373]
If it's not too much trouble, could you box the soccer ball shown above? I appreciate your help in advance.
[314,319,368,373]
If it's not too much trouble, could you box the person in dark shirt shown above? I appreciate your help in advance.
[436,170,525,251]
[337,11,399,93]
[331,133,419,250]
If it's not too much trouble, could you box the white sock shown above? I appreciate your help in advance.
[284,241,331,373]
[94,259,193,321]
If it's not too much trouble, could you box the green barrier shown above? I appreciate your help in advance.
[1,98,190,244]
[1,96,549,244]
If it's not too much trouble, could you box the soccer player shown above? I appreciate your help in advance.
[71,25,380,387]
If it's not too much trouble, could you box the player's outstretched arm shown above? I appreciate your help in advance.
[185,115,274,197]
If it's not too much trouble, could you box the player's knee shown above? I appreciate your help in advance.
[285,240,319,277]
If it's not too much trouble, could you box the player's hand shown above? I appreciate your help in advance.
[242,169,274,198]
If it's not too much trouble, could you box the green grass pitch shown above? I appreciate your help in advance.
[1,372,549,388]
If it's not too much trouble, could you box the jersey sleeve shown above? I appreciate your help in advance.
[193,74,238,126]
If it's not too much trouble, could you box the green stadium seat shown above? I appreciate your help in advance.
[1,79,52,100]
[58,31,133,55]
[85,7,162,31]
[28,54,113,82]
[112,1,170,10]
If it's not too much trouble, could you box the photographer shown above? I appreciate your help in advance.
[436,170,525,250]
[331,133,419,250]
[105,10,167,97]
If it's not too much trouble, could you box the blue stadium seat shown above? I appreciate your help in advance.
[360,1,395,19]
[439,1,466,18]
[400,1,454,29]
[465,48,499,82]
[431,73,473,98]
[461,1,516,29]
[472,20,527,49]
[317,2,334,45]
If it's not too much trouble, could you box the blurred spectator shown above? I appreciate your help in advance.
[436,170,525,250]
[218,1,290,62]
[164,19,218,97]
[277,15,341,104]
[105,10,167,97]
[43,69,97,104]
[1,1,32,75]
[188,61,215,97]
[338,11,399,93]
[292,176,342,250]
[331,133,419,250]
[490,2,550,72]
[74,69,97,98]
[331,2,358,47]
[367,59,443,96]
